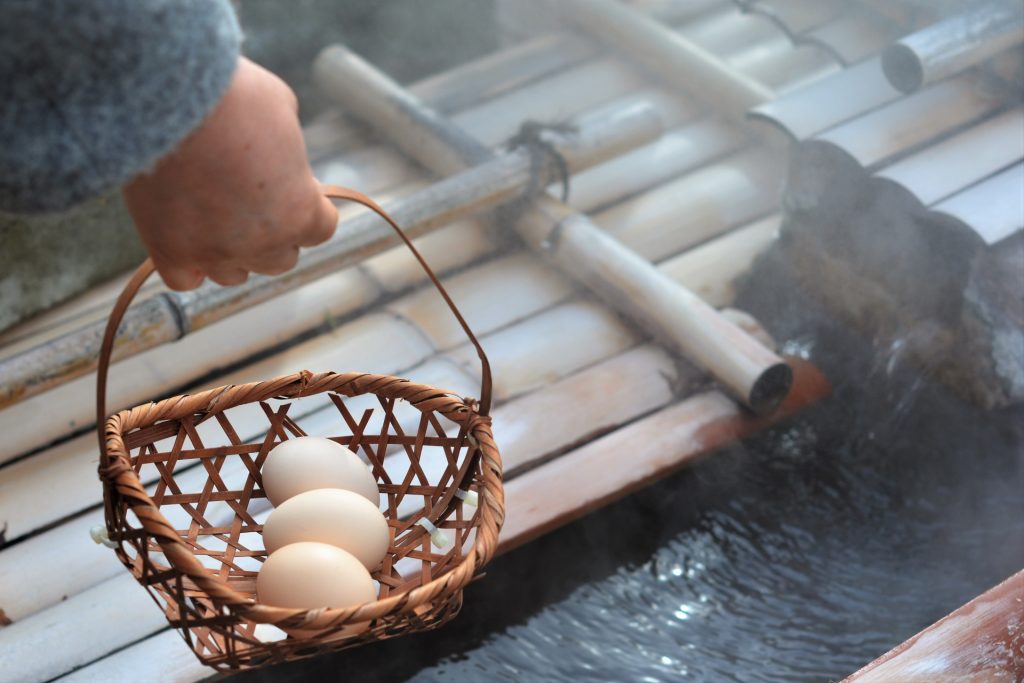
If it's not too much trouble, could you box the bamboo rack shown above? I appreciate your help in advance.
[0,103,660,413]
[0,8,843,678]
[0,208,783,630]
[314,45,792,414]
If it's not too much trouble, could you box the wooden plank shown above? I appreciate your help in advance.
[498,357,830,553]
[59,629,208,683]
[0,573,164,683]
[933,163,1024,245]
[490,344,679,475]
[748,57,902,141]
[592,147,777,261]
[386,344,684,519]
[843,569,1024,682]
[875,107,1024,206]
[0,108,770,626]
[445,300,640,403]
[567,117,746,214]
[814,74,1003,169]
[385,253,573,351]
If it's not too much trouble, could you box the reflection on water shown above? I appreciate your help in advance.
[244,289,1024,683]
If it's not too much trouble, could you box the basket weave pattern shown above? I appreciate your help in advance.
[101,370,501,670]
[96,187,503,671]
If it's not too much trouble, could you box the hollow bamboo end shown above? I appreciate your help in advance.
[881,43,924,94]
[747,361,794,415]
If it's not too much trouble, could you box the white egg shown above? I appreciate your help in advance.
[260,436,379,507]
[262,488,391,570]
[256,542,377,639]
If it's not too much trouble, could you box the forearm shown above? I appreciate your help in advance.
[0,0,241,213]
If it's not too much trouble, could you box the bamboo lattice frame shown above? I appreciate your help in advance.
[95,188,504,671]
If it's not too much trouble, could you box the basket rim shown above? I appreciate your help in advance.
[100,369,504,632]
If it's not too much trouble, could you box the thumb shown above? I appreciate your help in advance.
[155,263,205,291]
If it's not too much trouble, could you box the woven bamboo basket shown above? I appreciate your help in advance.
[95,187,504,671]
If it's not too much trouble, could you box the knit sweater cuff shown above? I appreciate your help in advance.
[0,0,242,213]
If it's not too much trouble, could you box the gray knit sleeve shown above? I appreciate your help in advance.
[0,0,242,213]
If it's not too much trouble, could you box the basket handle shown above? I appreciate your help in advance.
[97,186,493,453]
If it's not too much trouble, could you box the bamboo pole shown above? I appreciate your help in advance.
[0,104,660,412]
[301,32,598,161]
[560,0,773,119]
[881,0,1024,93]
[314,45,792,414]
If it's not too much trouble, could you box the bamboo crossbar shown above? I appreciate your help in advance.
[314,45,792,414]
[0,105,660,412]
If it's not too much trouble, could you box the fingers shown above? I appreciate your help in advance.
[247,245,300,276]
[207,267,249,287]
[295,194,339,247]
[157,265,205,292]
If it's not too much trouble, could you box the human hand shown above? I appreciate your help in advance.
[122,57,339,290]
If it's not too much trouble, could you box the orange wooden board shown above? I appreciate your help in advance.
[844,569,1024,682]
